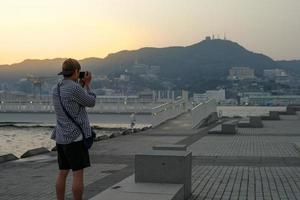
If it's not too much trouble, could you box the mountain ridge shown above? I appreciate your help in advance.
[0,39,299,91]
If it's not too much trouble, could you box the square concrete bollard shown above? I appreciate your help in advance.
[249,116,263,128]
[237,119,250,128]
[135,150,192,200]
[152,145,188,151]
[221,122,236,134]
[269,111,280,120]
[287,106,297,115]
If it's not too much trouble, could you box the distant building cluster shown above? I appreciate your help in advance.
[263,69,290,84]
[129,61,160,77]
[228,67,256,80]
[263,69,287,78]
[241,94,300,106]
[193,89,226,104]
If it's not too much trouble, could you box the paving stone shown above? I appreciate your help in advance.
[0,161,127,199]
[190,135,300,157]
[238,119,300,135]
[189,166,300,200]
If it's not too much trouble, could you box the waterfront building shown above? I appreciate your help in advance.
[246,95,300,106]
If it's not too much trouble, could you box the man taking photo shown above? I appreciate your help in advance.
[51,58,96,200]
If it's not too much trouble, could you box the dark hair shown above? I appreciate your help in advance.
[62,58,81,77]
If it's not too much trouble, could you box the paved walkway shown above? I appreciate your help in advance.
[190,166,300,200]
[2,111,300,199]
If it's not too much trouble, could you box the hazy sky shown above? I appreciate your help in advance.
[0,0,299,64]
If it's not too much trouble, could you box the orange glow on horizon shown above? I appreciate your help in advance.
[1,0,300,65]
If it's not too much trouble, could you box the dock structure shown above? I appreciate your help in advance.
[2,108,300,199]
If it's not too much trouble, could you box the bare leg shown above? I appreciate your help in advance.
[56,170,69,200]
[72,169,84,200]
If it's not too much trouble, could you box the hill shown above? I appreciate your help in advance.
[1,38,294,91]
[0,57,103,81]
[98,39,278,91]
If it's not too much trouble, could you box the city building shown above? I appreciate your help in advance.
[245,95,300,106]
[263,69,288,79]
[228,67,256,80]
[193,89,225,103]
[119,74,130,81]
[149,65,160,75]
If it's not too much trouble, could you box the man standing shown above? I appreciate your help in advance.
[51,58,96,200]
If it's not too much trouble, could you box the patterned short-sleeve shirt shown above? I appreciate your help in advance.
[51,79,96,144]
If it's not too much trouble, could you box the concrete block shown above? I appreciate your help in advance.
[199,112,219,127]
[90,175,184,200]
[0,154,18,163]
[249,116,263,128]
[135,150,192,200]
[287,104,300,111]
[208,124,222,134]
[152,145,188,151]
[269,111,280,120]
[261,111,280,120]
[20,147,50,158]
[221,123,236,134]
[293,142,300,152]
[260,115,269,120]
[237,119,250,128]
[287,106,297,115]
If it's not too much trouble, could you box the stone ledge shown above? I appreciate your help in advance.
[293,142,300,153]
[208,120,238,134]
[238,117,263,128]
[90,175,184,200]
[152,145,188,151]
[135,150,192,199]
[261,111,280,120]
[208,124,222,134]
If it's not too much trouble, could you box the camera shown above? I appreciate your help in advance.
[79,71,86,79]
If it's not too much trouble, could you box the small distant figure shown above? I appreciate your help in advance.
[130,113,136,133]
[218,110,223,118]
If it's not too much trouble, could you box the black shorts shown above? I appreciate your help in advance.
[56,141,90,171]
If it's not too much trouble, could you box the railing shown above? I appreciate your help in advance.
[191,99,217,128]
[0,101,162,114]
[87,102,159,113]
[0,101,54,113]
[151,99,187,127]
[216,106,286,117]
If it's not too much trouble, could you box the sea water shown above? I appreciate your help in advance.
[0,113,152,157]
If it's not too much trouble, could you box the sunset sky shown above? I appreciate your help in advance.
[0,0,299,64]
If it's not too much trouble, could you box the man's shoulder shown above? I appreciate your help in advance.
[61,80,82,91]
[52,84,58,94]
[71,82,85,92]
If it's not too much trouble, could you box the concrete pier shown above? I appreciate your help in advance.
[3,111,300,199]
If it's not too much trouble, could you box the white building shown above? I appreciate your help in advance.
[228,67,255,80]
[119,74,130,81]
[264,69,287,79]
[193,89,225,103]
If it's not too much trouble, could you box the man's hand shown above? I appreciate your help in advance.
[79,79,85,87]
[83,71,92,87]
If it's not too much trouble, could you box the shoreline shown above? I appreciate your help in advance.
[0,125,151,160]
[0,111,153,115]
[0,122,151,130]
